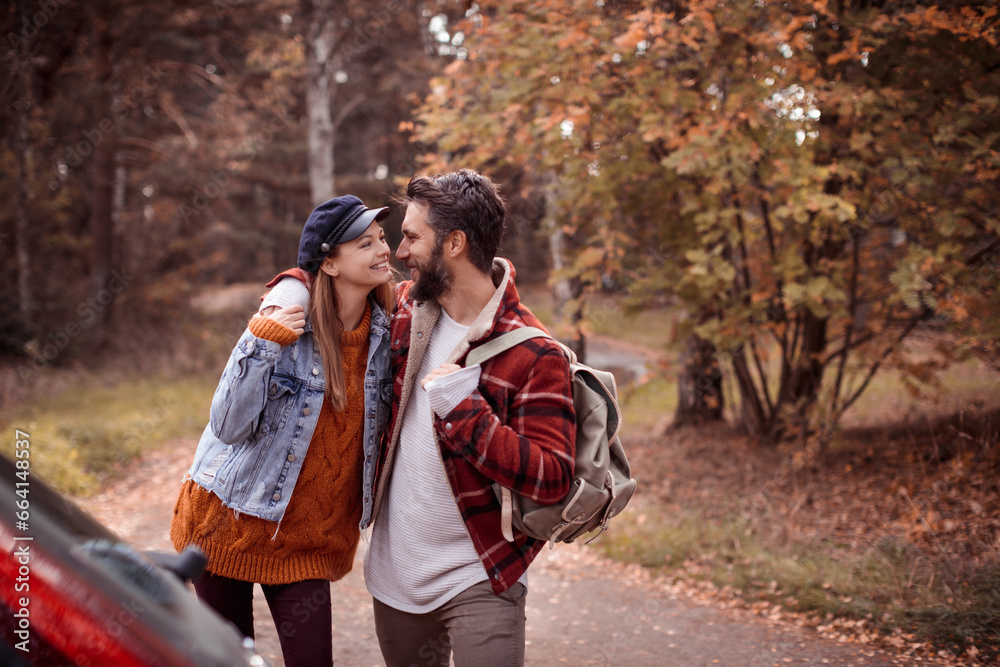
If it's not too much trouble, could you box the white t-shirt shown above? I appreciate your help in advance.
[364,310,488,613]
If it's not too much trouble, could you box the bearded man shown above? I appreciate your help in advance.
[260,170,576,667]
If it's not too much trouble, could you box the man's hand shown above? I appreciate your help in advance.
[421,363,461,389]
[266,304,306,337]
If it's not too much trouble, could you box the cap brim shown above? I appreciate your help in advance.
[338,206,391,244]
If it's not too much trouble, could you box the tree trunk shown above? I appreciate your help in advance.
[15,65,34,326]
[113,161,127,263]
[417,1,437,57]
[673,333,724,427]
[778,310,828,442]
[731,344,772,442]
[543,176,585,359]
[303,0,337,205]
[549,225,585,359]
[89,6,115,329]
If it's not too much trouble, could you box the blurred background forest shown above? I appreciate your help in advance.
[2,0,1000,661]
[2,0,999,441]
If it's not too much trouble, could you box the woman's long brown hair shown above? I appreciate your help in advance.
[309,248,395,411]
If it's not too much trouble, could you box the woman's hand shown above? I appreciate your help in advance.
[266,304,306,337]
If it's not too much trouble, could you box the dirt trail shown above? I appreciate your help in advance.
[72,442,923,667]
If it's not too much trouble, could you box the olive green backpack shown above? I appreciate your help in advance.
[466,327,637,546]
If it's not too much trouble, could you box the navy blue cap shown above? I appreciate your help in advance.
[297,195,390,273]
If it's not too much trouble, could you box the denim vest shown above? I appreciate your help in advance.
[184,299,392,527]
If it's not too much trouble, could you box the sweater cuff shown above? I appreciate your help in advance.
[249,315,299,346]
[425,365,482,418]
[260,277,311,317]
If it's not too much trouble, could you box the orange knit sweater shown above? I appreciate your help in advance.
[170,306,371,585]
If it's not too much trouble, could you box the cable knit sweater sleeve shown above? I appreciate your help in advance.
[248,315,299,346]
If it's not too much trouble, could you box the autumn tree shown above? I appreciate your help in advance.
[1,0,439,371]
[410,0,1000,444]
[2,0,87,351]
[1,0,311,359]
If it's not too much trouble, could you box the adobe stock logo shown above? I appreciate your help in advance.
[6,0,71,50]
[340,0,408,63]
[177,112,292,222]
[58,65,166,176]
[18,268,135,380]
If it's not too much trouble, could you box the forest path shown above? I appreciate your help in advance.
[76,444,912,667]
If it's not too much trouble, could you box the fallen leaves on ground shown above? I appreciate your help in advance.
[622,405,1000,667]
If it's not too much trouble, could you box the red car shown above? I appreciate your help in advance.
[0,452,267,666]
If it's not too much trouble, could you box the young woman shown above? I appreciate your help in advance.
[170,195,395,667]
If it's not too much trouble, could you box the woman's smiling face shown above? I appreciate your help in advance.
[320,221,392,291]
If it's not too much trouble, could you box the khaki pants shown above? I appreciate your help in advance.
[372,580,527,667]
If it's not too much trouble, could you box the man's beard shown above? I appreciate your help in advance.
[409,241,451,302]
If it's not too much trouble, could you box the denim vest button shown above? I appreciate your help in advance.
[312,367,320,375]
[272,492,281,501]
[302,407,311,416]
[287,453,295,462]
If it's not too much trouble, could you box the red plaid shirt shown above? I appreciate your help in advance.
[373,258,576,594]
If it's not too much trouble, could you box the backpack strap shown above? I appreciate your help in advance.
[464,326,550,367]
[464,326,555,543]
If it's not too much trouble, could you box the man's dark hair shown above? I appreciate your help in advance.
[405,169,506,273]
